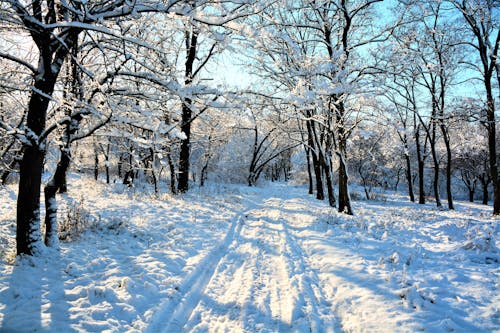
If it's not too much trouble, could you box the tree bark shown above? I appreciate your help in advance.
[415,123,426,204]
[43,150,70,247]
[480,175,489,205]
[305,146,314,195]
[443,132,454,209]
[336,102,353,215]
[404,151,415,202]
[177,26,198,193]
[17,73,57,255]
[337,148,352,215]
[485,83,499,214]
[178,101,192,193]
[306,119,324,200]
[321,154,336,207]
[469,189,474,203]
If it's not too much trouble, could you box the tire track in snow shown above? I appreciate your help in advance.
[278,214,342,332]
[145,213,245,333]
[258,197,342,332]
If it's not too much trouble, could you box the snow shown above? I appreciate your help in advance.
[0,177,498,332]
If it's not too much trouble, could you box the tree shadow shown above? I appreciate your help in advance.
[0,252,74,332]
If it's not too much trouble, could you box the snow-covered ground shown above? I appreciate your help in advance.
[0,176,498,332]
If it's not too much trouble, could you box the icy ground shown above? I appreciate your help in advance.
[0,176,498,332]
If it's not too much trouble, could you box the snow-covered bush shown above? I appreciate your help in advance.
[463,224,495,251]
[59,198,98,241]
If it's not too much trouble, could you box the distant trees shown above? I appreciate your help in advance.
[247,0,389,214]
[449,0,499,215]
[242,99,298,186]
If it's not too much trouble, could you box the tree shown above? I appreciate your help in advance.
[450,0,500,214]
[390,0,462,209]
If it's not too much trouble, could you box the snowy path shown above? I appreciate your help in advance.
[149,190,344,332]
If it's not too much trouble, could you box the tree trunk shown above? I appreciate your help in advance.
[177,26,198,193]
[178,101,192,193]
[305,146,314,195]
[337,144,353,215]
[480,176,489,205]
[432,155,441,208]
[104,144,110,185]
[94,152,99,181]
[364,187,371,201]
[57,149,69,193]
[167,150,177,194]
[469,189,474,203]
[17,74,57,255]
[404,150,415,202]
[200,164,208,187]
[429,124,441,207]
[485,83,499,214]
[415,122,426,205]
[43,150,70,248]
[118,154,123,178]
[306,119,324,200]
[321,154,336,207]
[17,144,45,255]
[440,125,454,209]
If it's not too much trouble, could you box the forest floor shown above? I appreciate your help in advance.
[0,175,498,332]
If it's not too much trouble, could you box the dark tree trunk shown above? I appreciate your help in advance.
[123,170,134,186]
[480,175,490,205]
[431,153,441,208]
[415,121,426,205]
[321,154,336,207]
[200,164,208,187]
[337,149,352,215]
[104,144,110,185]
[311,147,324,200]
[444,142,454,209]
[336,102,352,215]
[440,123,453,209]
[57,149,69,193]
[469,189,475,203]
[364,187,371,201]
[118,154,123,178]
[178,101,192,193]
[429,119,441,208]
[167,150,177,194]
[94,153,99,181]
[177,26,198,194]
[248,125,259,187]
[404,150,415,202]
[17,73,57,255]
[105,162,110,184]
[17,145,45,255]
[485,84,499,214]
[417,159,425,205]
[306,119,324,200]
[305,147,314,194]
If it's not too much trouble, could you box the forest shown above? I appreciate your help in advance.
[0,1,499,331]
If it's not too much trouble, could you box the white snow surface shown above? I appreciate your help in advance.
[0,176,498,332]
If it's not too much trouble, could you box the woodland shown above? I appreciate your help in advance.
[0,0,499,258]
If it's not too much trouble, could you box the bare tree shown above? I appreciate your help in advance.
[450,0,500,214]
